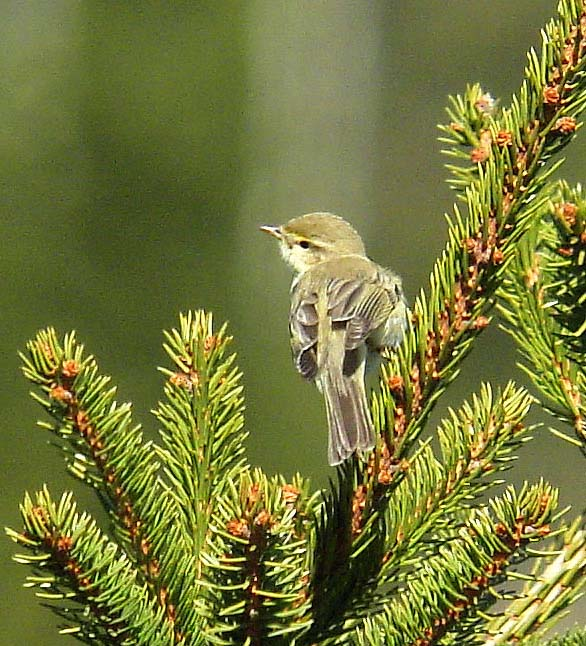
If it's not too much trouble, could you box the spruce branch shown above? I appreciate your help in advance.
[6,488,173,645]
[391,0,586,466]
[197,470,318,645]
[149,311,249,642]
[499,182,586,447]
[10,314,251,643]
[355,482,561,646]
[153,311,247,561]
[6,2,586,644]
[310,0,586,635]
[19,329,171,596]
[309,382,535,640]
[486,518,586,644]
[439,0,586,196]
[528,627,586,646]
[378,382,535,585]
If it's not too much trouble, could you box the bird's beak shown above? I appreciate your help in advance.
[259,224,282,240]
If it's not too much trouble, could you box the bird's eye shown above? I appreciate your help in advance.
[298,239,310,249]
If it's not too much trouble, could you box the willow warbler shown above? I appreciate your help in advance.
[261,212,409,465]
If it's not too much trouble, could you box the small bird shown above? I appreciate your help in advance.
[261,212,409,465]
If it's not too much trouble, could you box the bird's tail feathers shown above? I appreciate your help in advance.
[321,369,374,466]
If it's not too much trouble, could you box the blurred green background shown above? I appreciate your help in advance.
[2,1,585,643]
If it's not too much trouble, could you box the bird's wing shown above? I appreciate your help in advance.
[327,274,403,350]
[289,270,403,379]
[289,288,319,380]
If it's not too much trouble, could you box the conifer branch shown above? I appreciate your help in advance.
[354,482,561,646]
[154,311,247,562]
[6,488,173,645]
[387,0,586,470]
[310,0,586,635]
[19,328,179,632]
[529,627,586,646]
[197,470,317,645]
[486,518,586,644]
[149,311,249,641]
[6,2,586,644]
[309,383,540,641]
[378,382,534,585]
[499,182,586,447]
[12,314,251,642]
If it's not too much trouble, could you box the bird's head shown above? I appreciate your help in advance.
[260,212,366,273]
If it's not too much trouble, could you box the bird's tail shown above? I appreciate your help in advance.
[320,359,374,466]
